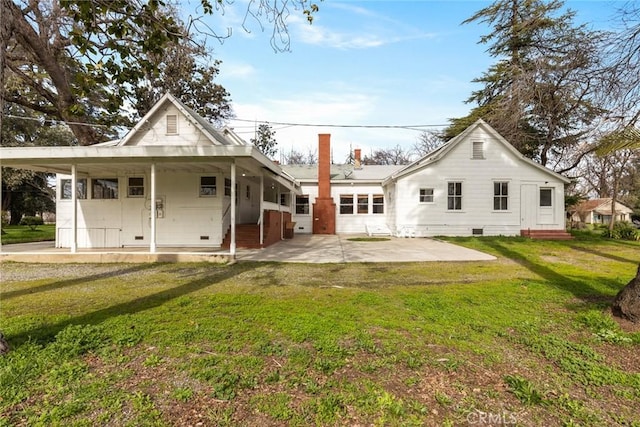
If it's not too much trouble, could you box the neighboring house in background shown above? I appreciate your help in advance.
[1,101,573,255]
[284,119,571,239]
[569,198,634,225]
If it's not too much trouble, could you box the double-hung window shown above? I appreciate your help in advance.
[493,182,508,210]
[357,194,369,214]
[200,176,216,197]
[540,188,552,207]
[419,188,434,203]
[447,182,462,210]
[296,195,310,214]
[340,195,354,214]
[372,195,384,214]
[128,177,145,197]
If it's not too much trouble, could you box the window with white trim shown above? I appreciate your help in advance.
[447,182,462,210]
[199,176,216,197]
[61,179,87,200]
[340,195,354,214]
[493,182,508,210]
[357,194,369,214]
[166,114,178,134]
[296,195,310,214]
[128,177,145,197]
[419,188,434,203]
[92,178,119,199]
[224,178,231,196]
[372,194,384,214]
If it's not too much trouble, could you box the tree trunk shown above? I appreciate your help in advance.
[612,264,640,323]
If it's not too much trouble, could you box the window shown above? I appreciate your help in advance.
[246,185,251,199]
[296,195,310,215]
[340,195,354,214]
[540,188,552,207]
[92,178,118,199]
[357,194,369,214]
[372,195,384,214]
[493,182,508,210]
[224,178,231,196]
[447,182,462,210]
[166,114,178,134]
[128,177,144,197]
[419,188,434,203]
[61,179,87,200]
[472,141,484,159]
[200,176,216,197]
[280,193,289,206]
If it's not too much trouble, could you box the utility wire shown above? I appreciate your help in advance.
[229,117,447,131]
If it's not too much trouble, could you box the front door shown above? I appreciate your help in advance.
[520,184,537,230]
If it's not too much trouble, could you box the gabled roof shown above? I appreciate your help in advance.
[283,164,404,183]
[382,119,571,185]
[572,198,634,214]
[117,93,244,147]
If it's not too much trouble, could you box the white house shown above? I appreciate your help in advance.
[570,198,634,225]
[284,120,571,239]
[0,97,572,256]
[0,93,300,254]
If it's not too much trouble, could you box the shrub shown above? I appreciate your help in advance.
[602,221,640,241]
[19,216,44,230]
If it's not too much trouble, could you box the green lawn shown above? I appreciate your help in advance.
[0,235,639,426]
[1,224,55,245]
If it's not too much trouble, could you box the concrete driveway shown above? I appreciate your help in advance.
[237,234,495,263]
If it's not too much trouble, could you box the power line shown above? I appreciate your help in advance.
[229,118,448,131]
[5,114,109,128]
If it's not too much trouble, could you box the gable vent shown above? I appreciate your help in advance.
[166,114,178,134]
[472,141,484,159]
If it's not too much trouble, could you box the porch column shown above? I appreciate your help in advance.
[70,164,78,253]
[230,161,236,255]
[259,174,264,245]
[150,163,157,253]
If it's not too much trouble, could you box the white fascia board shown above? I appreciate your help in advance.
[0,145,255,166]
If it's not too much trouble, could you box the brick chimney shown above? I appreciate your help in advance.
[354,148,362,169]
[313,134,336,234]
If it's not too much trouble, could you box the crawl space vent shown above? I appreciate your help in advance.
[200,236,210,240]
[134,236,144,240]
[472,228,484,236]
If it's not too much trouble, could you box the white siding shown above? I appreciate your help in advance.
[126,105,214,146]
[392,126,566,236]
[56,171,238,248]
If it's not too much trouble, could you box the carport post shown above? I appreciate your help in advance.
[230,161,236,255]
[259,174,264,245]
[150,163,157,253]
[71,164,78,253]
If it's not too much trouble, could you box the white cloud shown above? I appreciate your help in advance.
[221,62,257,80]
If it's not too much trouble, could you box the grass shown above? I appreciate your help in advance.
[1,224,55,244]
[0,235,639,425]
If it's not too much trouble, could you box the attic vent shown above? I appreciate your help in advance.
[166,114,178,135]
[472,228,484,236]
[472,141,484,159]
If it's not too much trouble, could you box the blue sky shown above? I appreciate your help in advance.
[185,0,619,163]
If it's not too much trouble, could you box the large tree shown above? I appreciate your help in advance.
[454,0,603,170]
[0,0,320,146]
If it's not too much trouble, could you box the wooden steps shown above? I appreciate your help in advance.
[222,224,262,249]
[520,229,573,240]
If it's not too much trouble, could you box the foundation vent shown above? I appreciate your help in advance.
[134,236,144,240]
[200,235,210,240]
[472,228,484,236]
